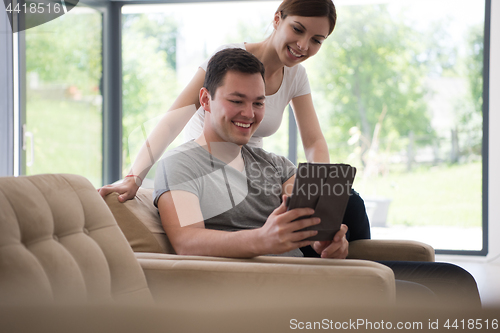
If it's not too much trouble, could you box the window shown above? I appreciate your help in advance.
[10,0,488,254]
[301,0,486,252]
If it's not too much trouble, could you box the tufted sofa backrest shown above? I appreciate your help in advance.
[0,174,153,305]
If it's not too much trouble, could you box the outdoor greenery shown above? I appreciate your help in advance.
[121,14,180,175]
[356,162,482,227]
[25,11,102,188]
[308,5,433,163]
[459,23,484,156]
[303,4,484,167]
[26,12,102,95]
[25,99,102,187]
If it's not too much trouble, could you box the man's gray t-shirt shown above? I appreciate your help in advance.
[153,141,301,257]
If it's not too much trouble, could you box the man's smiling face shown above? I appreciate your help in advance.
[201,70,266,146]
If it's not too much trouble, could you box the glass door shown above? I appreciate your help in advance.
[22,5,103,187]
[302,0,486,253]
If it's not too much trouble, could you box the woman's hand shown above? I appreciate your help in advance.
[98,176,140,203]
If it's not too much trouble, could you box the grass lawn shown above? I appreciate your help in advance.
[356,162,483,228]
[26,98,102,188]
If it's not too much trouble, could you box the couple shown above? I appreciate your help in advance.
[154,48,348,259]
[152,48,480,307]
[98,0,371,256]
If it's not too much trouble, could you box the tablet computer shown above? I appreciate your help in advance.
[286,163,356,241]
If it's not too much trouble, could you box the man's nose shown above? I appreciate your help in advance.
[240,103,254,118]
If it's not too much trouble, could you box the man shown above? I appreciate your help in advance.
[154,48,349,259]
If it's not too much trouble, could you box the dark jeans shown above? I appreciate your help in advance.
[379,260,481,308]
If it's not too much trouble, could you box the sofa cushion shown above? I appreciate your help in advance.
[0,174,154,305]
[104,188,174,254]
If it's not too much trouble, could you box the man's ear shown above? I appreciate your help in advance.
[199,87,211,113]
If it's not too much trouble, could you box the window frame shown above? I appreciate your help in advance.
[433,0,491,256]
[0,2,14,177]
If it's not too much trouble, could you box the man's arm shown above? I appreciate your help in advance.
[157,190,320,258]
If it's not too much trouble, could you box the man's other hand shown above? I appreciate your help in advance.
[312,224,349,259]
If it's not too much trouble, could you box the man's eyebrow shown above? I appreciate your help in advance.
[294,21,327,39]
[229,92,266,100]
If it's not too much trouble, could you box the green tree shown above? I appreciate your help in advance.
[308,5,433,163]
[419,19,458,77]
[465,24,484,114]
[122,14,178,70]
[26,13,102,94]
[455,23,484,156]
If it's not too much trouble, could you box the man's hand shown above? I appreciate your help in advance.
[312,224,349,259]
[255,195,321,255]
[98,176,140,203]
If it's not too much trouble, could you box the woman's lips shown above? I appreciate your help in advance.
[287,45,304,59]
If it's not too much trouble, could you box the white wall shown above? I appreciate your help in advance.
[488,0,500,263]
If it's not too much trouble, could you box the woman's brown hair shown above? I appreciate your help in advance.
[276,0,337,36]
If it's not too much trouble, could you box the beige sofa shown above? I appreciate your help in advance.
[0,173,456,333]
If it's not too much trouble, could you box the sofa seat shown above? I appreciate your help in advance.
[0,173,397,311]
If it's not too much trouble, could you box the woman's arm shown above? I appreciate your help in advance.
[98,68,206,201]
[290,94,330,163]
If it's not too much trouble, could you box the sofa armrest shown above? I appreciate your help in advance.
[347,239,435,262]
[136,254,396,311]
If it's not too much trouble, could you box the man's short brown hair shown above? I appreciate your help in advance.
[203,48,265,98]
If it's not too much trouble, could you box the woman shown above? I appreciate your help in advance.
[99,0,336,202]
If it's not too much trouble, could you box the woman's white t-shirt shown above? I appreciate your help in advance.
[183,43,311,148]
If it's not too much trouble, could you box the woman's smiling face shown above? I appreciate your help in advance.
[272,14,330,67]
